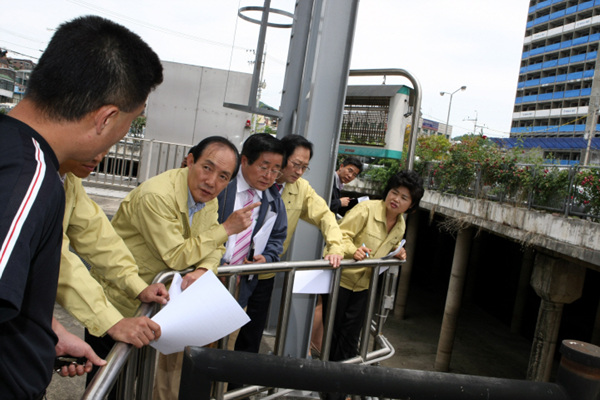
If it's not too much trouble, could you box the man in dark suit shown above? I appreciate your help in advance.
[217,134,287,355]
[330,156,363,216]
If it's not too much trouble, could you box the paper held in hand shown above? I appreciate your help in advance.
[150,270,249,355]
[382,239,406,260]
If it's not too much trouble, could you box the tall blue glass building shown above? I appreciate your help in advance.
[506,0,600,163]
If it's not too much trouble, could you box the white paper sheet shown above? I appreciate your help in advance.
[382,239,406,260]
[168,272,183,298]
[379,239,406,274]
[292,269,333,294]
[150,270,250,355]
[252,211,277,255]
[357,196,370,203]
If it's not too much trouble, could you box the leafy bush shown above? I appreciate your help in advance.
[574,168,600,218]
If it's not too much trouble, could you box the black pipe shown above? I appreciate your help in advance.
[180,347,570,400]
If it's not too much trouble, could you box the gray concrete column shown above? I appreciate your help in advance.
[527,253,586,382]
[434,226,474,372]
[511,247,536,334]
[592,297,600,345]
[463,234,483,302]
[394,213,419,319]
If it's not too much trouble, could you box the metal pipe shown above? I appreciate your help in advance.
[247,0,270,109]
[274,270,296,355]
[224,335,396,400]
[82,325,139,398]
[321,267,342,362]
[83,259,401,398]
[359,266,381,358]
[180,347,570,400]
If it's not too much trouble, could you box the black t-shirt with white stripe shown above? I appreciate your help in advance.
[0,114,65,399]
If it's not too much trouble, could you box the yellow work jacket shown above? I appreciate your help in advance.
[97,168,227,317]
[260,178,345,280]
[281,177,344,256]
[338,199,406,292]
[56,173,148,336]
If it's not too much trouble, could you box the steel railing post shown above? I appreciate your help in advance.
[321,267,342,362]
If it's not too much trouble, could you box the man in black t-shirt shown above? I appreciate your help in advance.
[0,15,163,399]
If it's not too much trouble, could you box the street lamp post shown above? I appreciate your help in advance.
[440,86,467,137]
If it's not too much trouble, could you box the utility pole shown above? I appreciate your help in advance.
[247,48,267,134]
[584,105,598,166]
[464,110,478,135]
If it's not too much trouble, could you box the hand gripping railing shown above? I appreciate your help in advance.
[81,257,403,400]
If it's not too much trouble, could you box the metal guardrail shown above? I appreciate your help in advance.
[85,136,192,188]
[419,161,600,222]
[82,258,403,400]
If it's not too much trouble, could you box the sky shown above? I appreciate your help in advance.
[1,0,530,138]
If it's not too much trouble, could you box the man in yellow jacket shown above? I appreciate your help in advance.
[274,135,345,357]
[275,135,344,263]
[97,136,255,400]
[58,152,170,391]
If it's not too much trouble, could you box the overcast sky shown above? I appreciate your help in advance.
[2,0,530,137]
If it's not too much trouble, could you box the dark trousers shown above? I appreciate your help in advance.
[85,329,118,400]
[323,287,369,400]
[234,276,275,354]
[329,287,369,362]
[229,277,275,390]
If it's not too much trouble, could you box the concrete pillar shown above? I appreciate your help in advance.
[527,253,586,382]
[394,213,419,319]
[592,297,600,346]
[463,234,483,302]
[511,247,536,334]
[434,227,473,372]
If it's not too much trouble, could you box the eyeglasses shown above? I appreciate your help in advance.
[290,160,310,173]
[257,164,283,179]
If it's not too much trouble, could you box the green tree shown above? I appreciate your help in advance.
[130,115,146,137]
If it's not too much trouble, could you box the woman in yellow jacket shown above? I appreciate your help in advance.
[330,170,424,366]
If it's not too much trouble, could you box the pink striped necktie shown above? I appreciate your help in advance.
[230,189,255,265]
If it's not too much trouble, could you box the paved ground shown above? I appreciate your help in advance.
[46,186,533,398]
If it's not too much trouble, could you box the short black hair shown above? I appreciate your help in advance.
[382,170,424,214]
[280,134,313,165]
[26,15,163,121]
[241,134,284,165]
[189,136,240,180]
[342,156,363,173]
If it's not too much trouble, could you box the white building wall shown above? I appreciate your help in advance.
[141,61,252,180]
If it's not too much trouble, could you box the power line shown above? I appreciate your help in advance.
[0,43,41,61]
[0,28,46,46]
[69,0,245,50]
[67,0,286,65]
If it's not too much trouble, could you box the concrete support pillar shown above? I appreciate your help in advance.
[511,247,536,334]
[591,297,600,346]
[463,234,482,302]
[394,213,419,319]
[527,253,586,382]
[434,227,473,372]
